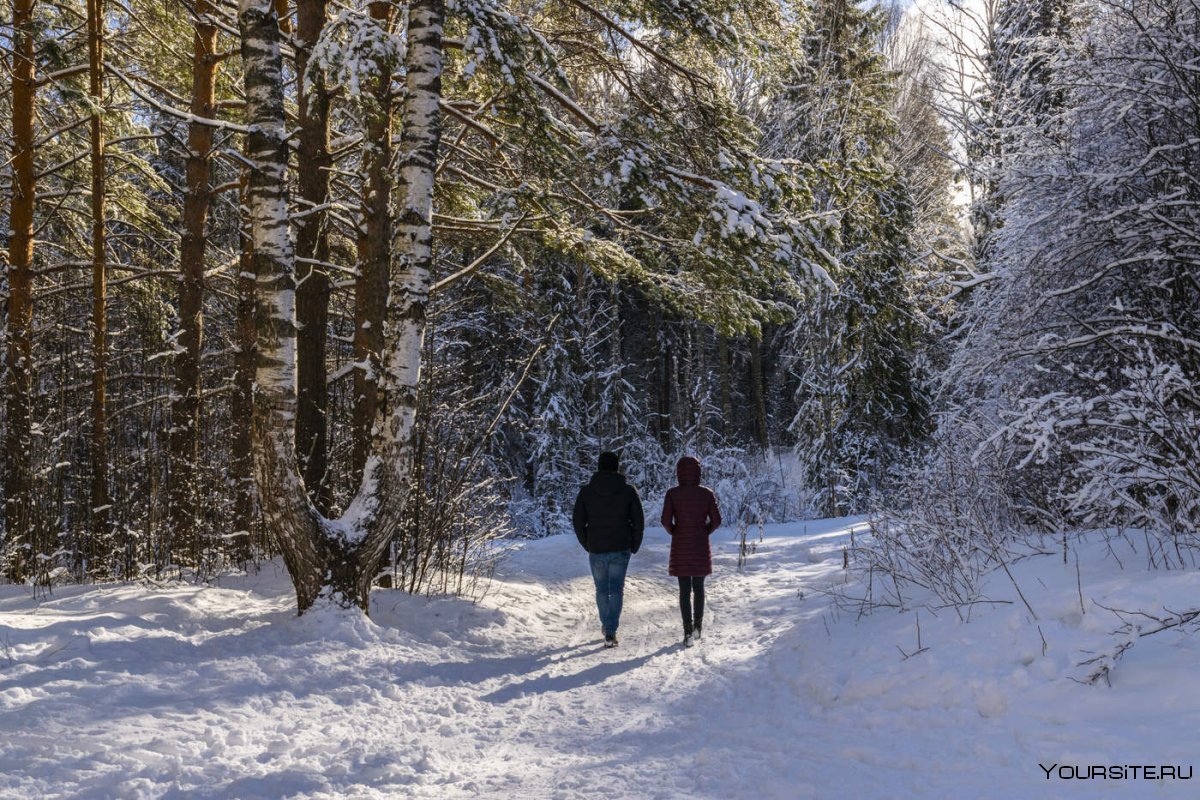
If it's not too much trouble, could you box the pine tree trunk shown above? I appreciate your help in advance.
[351,0,393,488]
[717,333,732,436]
[231,172,257,563]
[4,0,37,581]
[240,0,443,613]
[294,0,333,513]
[169,0,220,563]
[87,0,111,572]
[750,336,769,449]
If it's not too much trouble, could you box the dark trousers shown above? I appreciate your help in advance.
[678,576,705,632]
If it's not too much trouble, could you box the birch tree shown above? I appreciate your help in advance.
[239,0,445,610]
[245,0,829,611]
[0,0,951,591]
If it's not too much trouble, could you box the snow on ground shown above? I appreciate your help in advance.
[2,518,1199,799]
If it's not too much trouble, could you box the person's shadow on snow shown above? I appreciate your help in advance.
[481,643,676,704]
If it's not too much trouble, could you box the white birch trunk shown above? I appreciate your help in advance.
[240,0,443,613]
[338,0,446,604]
[239,0,324,609]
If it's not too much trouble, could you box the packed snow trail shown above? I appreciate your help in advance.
[3,519,1200,799]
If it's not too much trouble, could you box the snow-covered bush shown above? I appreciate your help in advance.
[853,416,1038,611]
[997,354,1200,567]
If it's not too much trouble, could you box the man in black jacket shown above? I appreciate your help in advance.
[573,451,644,648]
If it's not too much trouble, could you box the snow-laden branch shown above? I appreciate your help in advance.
[431,213,528,293]
[109,66,250,134]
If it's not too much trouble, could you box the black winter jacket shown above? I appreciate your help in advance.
[572,471,645,554]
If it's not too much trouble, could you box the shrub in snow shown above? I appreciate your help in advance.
[854,420,1036,611]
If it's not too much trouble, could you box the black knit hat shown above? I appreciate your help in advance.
[598,451,620,472]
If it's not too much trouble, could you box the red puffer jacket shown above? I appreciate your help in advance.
[661,456,722,577]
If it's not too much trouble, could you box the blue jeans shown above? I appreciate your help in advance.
[589,550,631,637]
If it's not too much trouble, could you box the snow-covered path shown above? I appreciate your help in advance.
[3,518,1200,799]
[360,518,857,799]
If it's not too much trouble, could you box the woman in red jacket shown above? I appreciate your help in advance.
[660,456,722,646]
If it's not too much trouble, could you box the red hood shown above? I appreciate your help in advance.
[675,456,701,486]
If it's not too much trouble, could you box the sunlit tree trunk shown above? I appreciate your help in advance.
[294,0,333,512]
[5,0,37,581]
[87,0,111,571]
[240,0,323,604]
[169,0,221,563]
[368,0,447,594]
[351,0,394,487]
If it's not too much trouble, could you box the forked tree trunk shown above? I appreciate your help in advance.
[351,0,394,487]
[87,0,111,569]
[169,0,220,561]
[240,0,322,599]
[294,0,333,513]
[372,0,445,573]
[5,0,37,581]
[240,0,443,613]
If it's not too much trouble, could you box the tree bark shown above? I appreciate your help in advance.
[4,0,37,581]
[351,0,394,488]
[87,0,111,572]
[240,0,324,606]
[231,171,257,564]
[294,0,333,513]
[273,0,291,32]
[361,0,445,603]
[240,0,444,613]
[750,336,769,449]
[169,0,221,563]
[717,333,732,436]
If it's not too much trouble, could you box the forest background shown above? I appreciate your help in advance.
[2,0,1196,612]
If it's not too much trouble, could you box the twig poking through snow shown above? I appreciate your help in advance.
[1075,603,1200,686]
[1075,553,1086,617]
[897,610,929,661]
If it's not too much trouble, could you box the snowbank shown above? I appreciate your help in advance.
[2,519,1198,798]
